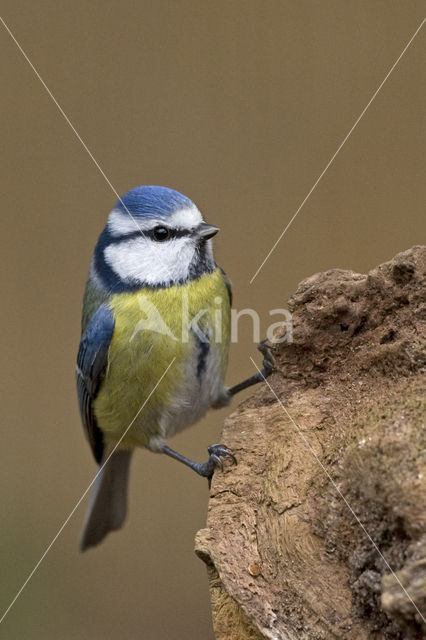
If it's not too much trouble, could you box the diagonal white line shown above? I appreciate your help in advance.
[249,17,426,284]
[0,16,137,229]
[0,15,175,282]
[250,357,426,624]
[0,357,176,626]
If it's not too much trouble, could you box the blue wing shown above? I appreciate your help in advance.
[76,303,115,463]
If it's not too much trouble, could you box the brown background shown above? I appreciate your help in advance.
[1,2,425,639]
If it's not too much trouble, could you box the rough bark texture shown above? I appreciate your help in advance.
[195,247,426,640]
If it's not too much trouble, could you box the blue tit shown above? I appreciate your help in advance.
[77,185,273,551]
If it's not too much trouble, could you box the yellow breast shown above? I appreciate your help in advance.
[94,268,231,449]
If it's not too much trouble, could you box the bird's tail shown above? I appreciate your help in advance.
[80,449,133,552]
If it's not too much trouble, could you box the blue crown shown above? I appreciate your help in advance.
[116,185,195,219]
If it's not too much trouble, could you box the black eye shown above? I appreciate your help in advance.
[152,226,170,242]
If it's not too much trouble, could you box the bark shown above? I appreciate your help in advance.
[195,246,426,640]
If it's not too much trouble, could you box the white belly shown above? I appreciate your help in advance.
[149,338,230,449]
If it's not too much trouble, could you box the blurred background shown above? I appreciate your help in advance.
[1,2,425,638]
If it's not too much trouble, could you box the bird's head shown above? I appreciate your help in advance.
[92,185,219,292]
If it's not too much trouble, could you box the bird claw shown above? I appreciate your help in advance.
[209,453,223,471]
[257,339,276,378]
[207,444,237,465]
[196,443,237,483]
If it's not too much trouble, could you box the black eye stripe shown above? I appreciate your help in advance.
[149,227,191,240]
[110,228,193,244]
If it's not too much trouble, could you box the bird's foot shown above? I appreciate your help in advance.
[228,339,276,396]
[161,443,237,485]
[193,444,237,481]
[257,338,276,379]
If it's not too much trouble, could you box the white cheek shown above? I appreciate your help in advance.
[104,237,197,285]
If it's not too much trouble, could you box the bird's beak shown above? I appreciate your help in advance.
[197,222,219,240]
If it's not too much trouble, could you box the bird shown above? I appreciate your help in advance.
[76,185,273,551]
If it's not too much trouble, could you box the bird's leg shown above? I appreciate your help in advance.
[161,443,237,485]
[228,339,276,396]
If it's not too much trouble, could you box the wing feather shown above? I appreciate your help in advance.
[76,303,115,463]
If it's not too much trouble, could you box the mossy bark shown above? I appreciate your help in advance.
[195,247,426,640]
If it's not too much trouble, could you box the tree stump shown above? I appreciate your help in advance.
[195,247,426,640]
